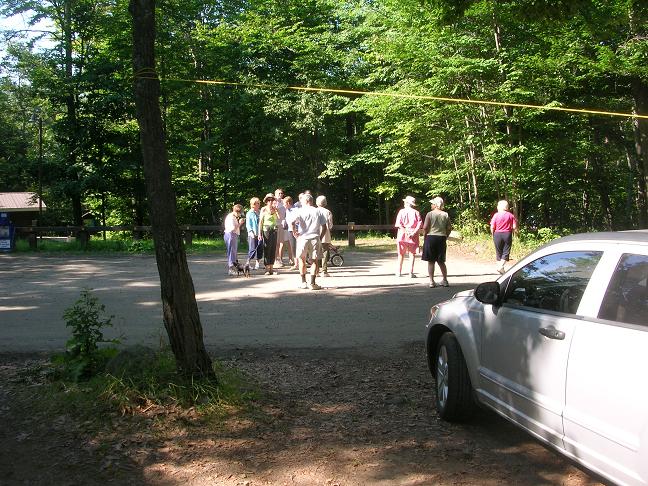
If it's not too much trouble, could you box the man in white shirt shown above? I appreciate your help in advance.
[292,194,327,290]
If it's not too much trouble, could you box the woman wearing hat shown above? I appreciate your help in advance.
[422,197,451,287]
[394,195,422,277]
[259,193,279,275]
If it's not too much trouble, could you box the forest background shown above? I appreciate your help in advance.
[1,0,647,235]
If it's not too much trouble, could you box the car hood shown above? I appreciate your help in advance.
[452,289,474,298]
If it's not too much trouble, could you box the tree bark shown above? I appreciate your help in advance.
[129,0,213,377]
[631,79,648,227]
[629,3,648,226]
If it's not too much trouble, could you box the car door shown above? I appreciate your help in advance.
[563,250,648,486]
[478,250,603,448]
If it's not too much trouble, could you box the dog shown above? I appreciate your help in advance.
[233,260,251,277]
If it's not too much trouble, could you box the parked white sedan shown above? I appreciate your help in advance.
[426,231,648,486]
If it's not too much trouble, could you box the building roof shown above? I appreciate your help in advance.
[0,192,46,212]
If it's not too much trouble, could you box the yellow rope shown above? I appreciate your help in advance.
[134,76,648,120]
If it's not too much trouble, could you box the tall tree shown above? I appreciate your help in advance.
[129,0,213,377]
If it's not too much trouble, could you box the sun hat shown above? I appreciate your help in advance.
[403,195,417,206]
[263,193,275,203]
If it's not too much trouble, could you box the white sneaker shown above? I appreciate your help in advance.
[276,260,284,268]
[440,279,450,287]
[254,261,260,270]
[298,281,308,289]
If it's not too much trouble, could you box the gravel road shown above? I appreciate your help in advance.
[0,248,496,353]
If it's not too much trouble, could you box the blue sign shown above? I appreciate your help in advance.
[0,212,15,251]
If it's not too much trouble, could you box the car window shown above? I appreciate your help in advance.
[504,251,602,314]
[598,254,648,326]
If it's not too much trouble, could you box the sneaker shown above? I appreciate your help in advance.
[395,272,402,277]
[429,281,437,288]
[228,267,236,276]
[497,267,506,275]
[298,281,308,289]
[409,273,416,278]
[440,279,450,287]
[275,260,284,268]
[309,283,322,290]
[288,259,294,266]
[254,261,260,270]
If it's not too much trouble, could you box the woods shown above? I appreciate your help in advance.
[1,0,647,232]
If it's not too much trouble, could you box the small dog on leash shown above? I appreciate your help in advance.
[233,260,251,277]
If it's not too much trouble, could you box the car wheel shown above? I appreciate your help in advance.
[435,332,476,422]
[331,254,344,267]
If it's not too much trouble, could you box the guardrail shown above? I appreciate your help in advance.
[15,223,397,249]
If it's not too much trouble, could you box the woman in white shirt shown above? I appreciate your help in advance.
[224,204,245,275]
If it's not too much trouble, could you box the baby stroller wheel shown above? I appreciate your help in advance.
[331,254,344,267]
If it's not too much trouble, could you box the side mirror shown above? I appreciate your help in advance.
[474,281,501,305]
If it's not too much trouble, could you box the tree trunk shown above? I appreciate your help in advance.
[129,0,213,377]
[629,4,648,227]
[63,0,83,225]
[631,79,648,227]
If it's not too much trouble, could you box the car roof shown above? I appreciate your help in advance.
[546,230,648,248]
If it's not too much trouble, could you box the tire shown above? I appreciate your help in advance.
[435,332,476,422]
[330,254,344,267]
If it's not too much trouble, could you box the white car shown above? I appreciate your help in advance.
[426,231,648,486]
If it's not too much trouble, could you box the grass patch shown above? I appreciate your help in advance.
[453,229,563,262]
[14,236,226,254]
[17,349,257,426]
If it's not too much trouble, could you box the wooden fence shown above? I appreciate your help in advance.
[15,223,397,249]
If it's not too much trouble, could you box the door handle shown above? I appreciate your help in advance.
[539,327,565,340]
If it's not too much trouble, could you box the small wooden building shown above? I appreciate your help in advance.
[0,192,46,227]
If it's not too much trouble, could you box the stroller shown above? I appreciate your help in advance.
[306,244,344,267]
[328,244,344,267]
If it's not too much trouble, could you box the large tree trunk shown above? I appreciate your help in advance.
[63,0,83,225]
[129,0,213,377]
[629,4,648,227]
[631,79,648,227]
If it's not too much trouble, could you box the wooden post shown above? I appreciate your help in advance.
[28,232,37,250]
[183,230,193,247]
[348,222,356,247]
[77,229,90,249]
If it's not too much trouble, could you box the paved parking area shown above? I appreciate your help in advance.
[0,249,496,353]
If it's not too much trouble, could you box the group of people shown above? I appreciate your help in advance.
[395,196,517,288]
[223,188,334,290]
[226,188,518,291]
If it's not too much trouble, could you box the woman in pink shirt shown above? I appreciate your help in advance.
[394,195,422,277]
[490,200,517,274]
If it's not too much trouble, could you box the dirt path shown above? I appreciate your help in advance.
[0,248,602,485]
[0,346,600,486]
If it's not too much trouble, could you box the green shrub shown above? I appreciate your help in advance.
[54,289,120,381]
[454,208,489,237]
